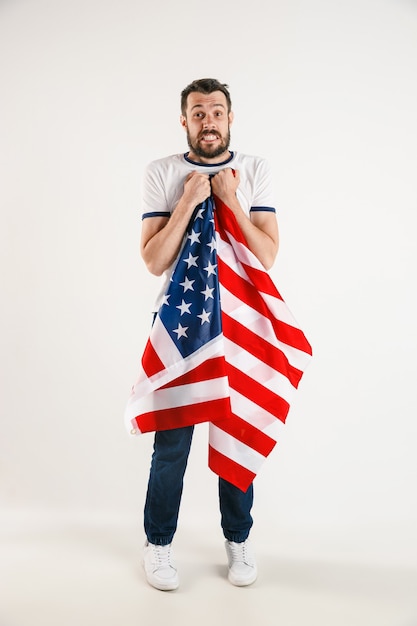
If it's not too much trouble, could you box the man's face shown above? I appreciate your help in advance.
[180,91,234,163]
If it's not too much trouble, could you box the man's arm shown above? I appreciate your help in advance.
[141,172,211,276]
[211,168,279,270]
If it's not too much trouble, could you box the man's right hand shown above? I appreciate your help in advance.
[182,171,211,207]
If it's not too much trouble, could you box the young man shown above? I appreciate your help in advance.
[140,78,279,591]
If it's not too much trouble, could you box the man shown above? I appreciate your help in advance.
[139,78,279,591]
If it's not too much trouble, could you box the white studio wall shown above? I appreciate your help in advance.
[1,0,417,573]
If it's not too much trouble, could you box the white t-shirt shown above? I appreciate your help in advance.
[141,151,276,311]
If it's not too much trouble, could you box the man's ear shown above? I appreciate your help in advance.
[228,111,234,126]
[180,115,187,130]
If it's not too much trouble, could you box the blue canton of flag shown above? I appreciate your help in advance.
[158,197,222,358]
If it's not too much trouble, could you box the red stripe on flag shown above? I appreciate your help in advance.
[141,339,165,378]
[135,397,231,433]
[240,262,284,299]
[159,357,227,389]
[215,213,283,300]
[219,258,312,355]
[209,446,256,492]
[214,195,247,246]
[212,413,277,457]
[226,362,290,422]
[222,312,303,389]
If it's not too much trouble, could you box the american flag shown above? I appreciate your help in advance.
[125,196,312,491]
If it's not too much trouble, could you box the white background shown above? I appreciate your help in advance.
[1,0,417,622]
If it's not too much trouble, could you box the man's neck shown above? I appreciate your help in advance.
[186,150,232,165]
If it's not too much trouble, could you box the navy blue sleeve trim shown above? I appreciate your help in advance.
[250,206,276,213]
[142,211,171,220]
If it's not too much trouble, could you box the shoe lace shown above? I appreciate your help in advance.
[152,544,174,568]
[229,541,253,565]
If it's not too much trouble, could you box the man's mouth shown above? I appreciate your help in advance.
[200,132,220,142]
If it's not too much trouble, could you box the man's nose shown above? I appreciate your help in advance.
[203,114,214,127]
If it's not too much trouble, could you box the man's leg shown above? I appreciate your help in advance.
[218,478,253,542]
[144,425,194,545]
[142,425,194,591]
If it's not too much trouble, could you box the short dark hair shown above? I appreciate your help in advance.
[180,78,232,116]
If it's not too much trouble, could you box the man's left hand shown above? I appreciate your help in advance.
[211,168,240,203]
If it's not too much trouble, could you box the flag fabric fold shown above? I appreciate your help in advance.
[125,196,312,491]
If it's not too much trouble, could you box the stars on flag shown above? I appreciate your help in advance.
[201,284,214,300]
[176,299,192,315]
[207,236,217,253]
[173,323,188,339]
[180,277,195,292]
[157,199,222,357]
[187,229,201,245]
[204,261,217,277]
[197,309,211,325]
[183,252,198,269]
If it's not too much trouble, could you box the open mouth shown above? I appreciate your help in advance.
[200,132,220,142]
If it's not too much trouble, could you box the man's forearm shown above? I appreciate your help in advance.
[217,194,279,270]
[211,169,279,270]
[141,199,195,276]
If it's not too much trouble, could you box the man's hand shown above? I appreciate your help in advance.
[211,168,240,204]
[183,171,211,206]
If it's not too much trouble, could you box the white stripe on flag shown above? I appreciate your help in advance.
[221,283,301,331]
[132,333,225,398]
[151,317,183,367]
[220,287,311,372]
[224,338,297,400]
[229,389,288,435]
[129,377,230,415]
[217,230,263,274]
[209,424,266,473]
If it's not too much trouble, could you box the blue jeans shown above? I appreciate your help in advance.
[144,425,254,545]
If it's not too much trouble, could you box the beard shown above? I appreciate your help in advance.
[186,128,231,160]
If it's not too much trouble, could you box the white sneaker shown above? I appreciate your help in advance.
[142,541,179,591]
[225,539,257,586]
